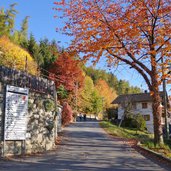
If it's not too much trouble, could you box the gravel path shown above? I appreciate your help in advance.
[0,121,170,171]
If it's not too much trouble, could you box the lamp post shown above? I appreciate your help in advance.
[161,57,169,139]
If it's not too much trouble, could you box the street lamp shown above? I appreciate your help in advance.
[161,57,170,139]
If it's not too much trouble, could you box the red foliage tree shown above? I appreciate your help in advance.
[62,102,73,126]
[49,52,84,92]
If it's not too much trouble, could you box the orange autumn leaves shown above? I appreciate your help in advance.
[54,0,171,88]
[95,79,117,108]
[53,0,171,144]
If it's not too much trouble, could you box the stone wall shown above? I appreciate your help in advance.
[26,92,56,154]
[0,66,61,156]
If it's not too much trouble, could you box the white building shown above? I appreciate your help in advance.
[112,92,168,133]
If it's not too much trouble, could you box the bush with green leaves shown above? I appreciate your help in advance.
[133,113,146,131]
[122,113,146,131]
[44,99,55,112]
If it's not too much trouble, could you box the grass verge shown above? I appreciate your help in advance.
[100,121,171,158]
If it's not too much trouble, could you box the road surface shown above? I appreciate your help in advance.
[0,121,170,171]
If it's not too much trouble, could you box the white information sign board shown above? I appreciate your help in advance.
[4,85,29,140]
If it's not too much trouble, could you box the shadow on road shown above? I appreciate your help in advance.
[0,121,170,171]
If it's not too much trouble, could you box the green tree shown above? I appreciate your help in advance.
[6,3,18,35]
[19,16,29,48]
[28,33,43,67]
[79,76,94,113]
[0,3,18,36]
[78,76,103,114]
[57,85,68,99]
[91,89,103,115]
[21,16,29,39]
[0,8,7,36]
[39,38,58,70]
[11,16,29,48]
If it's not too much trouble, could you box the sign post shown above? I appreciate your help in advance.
[3,85,29,156]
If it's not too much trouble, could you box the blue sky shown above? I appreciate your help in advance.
[1,0,170,94]
[0,0,70,46]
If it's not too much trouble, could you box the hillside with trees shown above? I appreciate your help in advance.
[84,66,142,95]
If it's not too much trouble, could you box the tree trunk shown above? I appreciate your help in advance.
[151,82,164,145]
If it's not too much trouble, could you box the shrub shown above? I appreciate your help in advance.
[44,99,55,112]
[62,102,73,126]
[122,113,134,128]
[122,113,146,131]
[133,113,146,131]
[0,36,37,75]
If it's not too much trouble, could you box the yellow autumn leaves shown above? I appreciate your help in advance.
[0,36,37,75]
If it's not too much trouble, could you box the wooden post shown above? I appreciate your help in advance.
[25,56,28,73]
[53,84,58,143]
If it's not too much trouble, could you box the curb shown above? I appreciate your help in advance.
[124,139,171,167]
[136,145,171,164]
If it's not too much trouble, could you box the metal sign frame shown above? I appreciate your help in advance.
[4,85,29,140]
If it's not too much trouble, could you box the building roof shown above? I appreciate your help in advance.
[112,92,164,104]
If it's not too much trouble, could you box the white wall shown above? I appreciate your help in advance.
[118,102,154,133]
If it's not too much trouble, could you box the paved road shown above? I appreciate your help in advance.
[0,121,170,171]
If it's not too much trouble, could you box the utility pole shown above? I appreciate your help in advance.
[161,57,169,139]
[75,82,78,112]
[102,97,104,120]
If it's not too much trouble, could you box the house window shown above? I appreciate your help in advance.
[143,114,150,121]
[142,102,148,109]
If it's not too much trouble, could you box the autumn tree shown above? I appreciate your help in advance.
[95,79,117,109]
[0,36,37,75]
[84,66,142,95]
[78,76,103,114]
[62,102,73,126]
[49,52,84,95]
[54,0,171,144]
[78,76,94,113]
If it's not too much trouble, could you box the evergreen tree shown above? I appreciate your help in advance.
[21,16,29,39]
[5,3,18,35]
[27,33,43,67]
[0,3,18,36]
[0,8,7,36]
[19,16,29,48]
[39,38,58,70]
